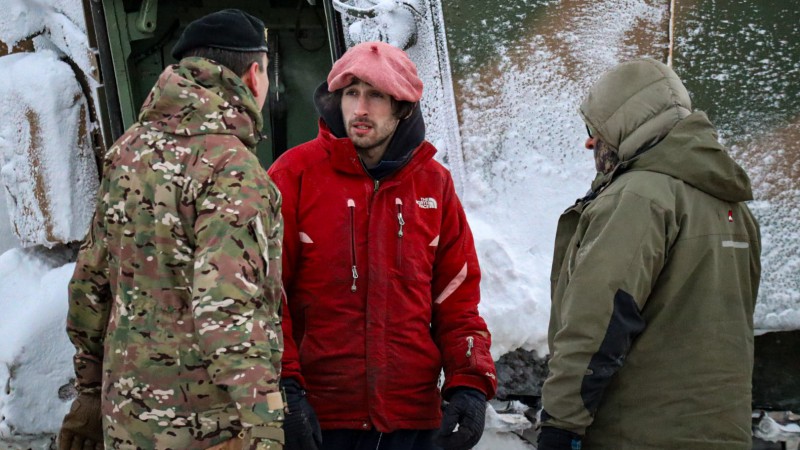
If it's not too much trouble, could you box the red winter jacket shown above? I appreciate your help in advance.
[268,115,496,432]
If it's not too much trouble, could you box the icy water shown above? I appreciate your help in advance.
[441,0,799,333]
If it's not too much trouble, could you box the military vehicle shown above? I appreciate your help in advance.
[81,0,464,179]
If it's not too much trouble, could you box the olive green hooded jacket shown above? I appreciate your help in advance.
[542,58,761,449]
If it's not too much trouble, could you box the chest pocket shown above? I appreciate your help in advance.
[393,197,440,282]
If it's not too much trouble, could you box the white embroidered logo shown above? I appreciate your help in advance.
[416,198,438,209]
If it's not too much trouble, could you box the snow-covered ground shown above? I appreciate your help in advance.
[0,0,797,448]
[0,249,75,447]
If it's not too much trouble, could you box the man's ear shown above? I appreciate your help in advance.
[242,61,262,98]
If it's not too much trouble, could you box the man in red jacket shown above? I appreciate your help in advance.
[268,41,497,450]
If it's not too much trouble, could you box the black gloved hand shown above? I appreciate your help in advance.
[434,388,487,450]
[281,378,322,450]
[58,392,103,450]
[536,426,582,450]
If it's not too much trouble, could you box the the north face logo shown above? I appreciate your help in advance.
[416,198,438,209]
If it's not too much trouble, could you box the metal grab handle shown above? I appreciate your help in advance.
[331,0,379,18]
[331,0,423,20]
[135,0,158,33]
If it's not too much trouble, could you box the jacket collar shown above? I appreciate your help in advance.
[316,120,435,182]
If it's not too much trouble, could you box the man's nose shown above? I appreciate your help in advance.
[585,136,596,150]
[354,96,369,116]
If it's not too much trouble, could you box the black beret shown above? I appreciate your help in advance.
[171,9,269,59]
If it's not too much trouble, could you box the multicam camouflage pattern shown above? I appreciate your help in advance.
[206,436,283,450]
[67,57,284,449]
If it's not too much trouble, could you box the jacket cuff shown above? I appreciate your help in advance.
[73,355,103,394]
[445,373,497,400]
[441,386,485,402]
[237,395,285,427]
[537,426,582,450]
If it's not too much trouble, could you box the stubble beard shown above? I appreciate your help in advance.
[352,133,393,154]
[594,139,620,174]
[347,118,397,154]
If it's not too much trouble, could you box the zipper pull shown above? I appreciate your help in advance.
[374,179,380,193]
[396,198,405,237]
[466,336,474,358]
[351,266,359,292]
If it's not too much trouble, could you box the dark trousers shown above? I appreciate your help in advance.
[321,429,442,450]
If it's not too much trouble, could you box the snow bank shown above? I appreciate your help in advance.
[0,188,16,254]
[0,248,75,440]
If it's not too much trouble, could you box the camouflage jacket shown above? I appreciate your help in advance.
[67,57,284,449]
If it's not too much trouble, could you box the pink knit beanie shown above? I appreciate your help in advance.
[327,41,423,102]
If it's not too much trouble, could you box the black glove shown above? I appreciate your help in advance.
[536,427,582,450]
[281,378,322,450]
[58,392,103,450]
[435,388,487,450]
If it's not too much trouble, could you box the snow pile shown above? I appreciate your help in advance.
[0,0,95,446]
[0,50,98,247]
[475,403,536,449]
[0,249,75,442]
[753,412,800,449]
[0,189,14,254]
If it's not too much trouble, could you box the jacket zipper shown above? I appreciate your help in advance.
[395,198,405,268]
[395,198,405,237]
[348,199,358,292]
[466,336,474,360]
